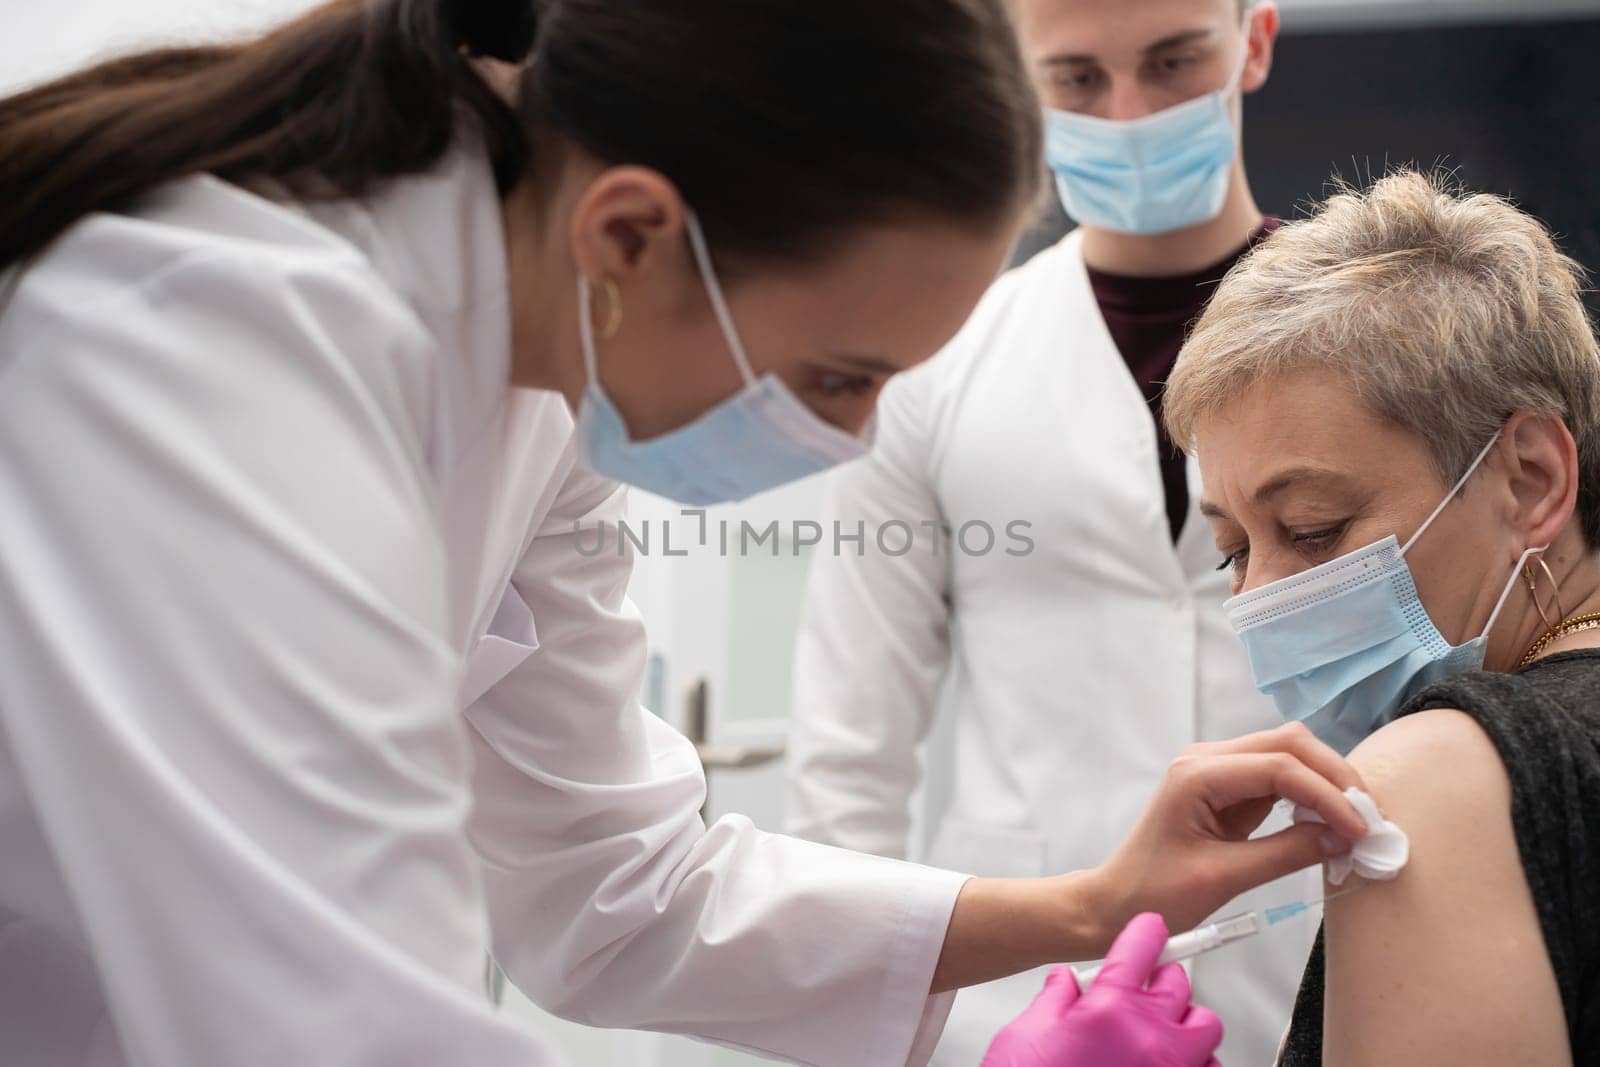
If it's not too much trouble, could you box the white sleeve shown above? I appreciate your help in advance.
[465,463,969,1067]
[0,254,566,1066]
[783,368,954,859]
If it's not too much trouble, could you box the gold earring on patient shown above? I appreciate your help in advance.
[1523,556,1567,630]
[593,278,623,341]
[1515,557,1600,667]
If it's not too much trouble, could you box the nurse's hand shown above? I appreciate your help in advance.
[1092,721,1369,937]
[982,914,1222,1067]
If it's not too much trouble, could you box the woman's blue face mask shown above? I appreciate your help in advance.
[574,210,869,506]
[1224,432,1544,754]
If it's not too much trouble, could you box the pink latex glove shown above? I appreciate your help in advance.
[981,913,1223,1067]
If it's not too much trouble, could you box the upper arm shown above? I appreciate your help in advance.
[0,255,550,1065]
[783,366,957,852]
[465,461,708,998]
[1321,708,1569,1066]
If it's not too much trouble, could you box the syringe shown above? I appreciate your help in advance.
[1073,885,1361,986]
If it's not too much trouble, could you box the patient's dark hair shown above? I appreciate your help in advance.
[0,0,1041,270]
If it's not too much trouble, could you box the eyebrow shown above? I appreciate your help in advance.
[1199,466,1357,520]
[832,353,902,376]
[1041,28,1215,67]
[1251,466,1354,505]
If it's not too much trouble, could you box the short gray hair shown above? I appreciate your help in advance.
[1164,169,1600,545]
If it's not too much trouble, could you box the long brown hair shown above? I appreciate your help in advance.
[0,0,1041,270]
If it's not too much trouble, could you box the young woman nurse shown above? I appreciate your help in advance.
[0,2,1368,1065]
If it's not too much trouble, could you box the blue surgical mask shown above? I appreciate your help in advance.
[574,210,868,505]
[1224,432,1545,755]
[1043,38,1248,235]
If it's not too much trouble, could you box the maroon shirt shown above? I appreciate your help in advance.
[1085,218,1281,542]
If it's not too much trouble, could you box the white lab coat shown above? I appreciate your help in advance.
[785,230,1319,1066]
[0,143,969,1067]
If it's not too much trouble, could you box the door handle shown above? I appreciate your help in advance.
[485,956,506,1005]
[682,676,786,770]
[694,743,787,770]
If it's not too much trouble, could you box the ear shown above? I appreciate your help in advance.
[1502,411,1580,549]
[1240,1,1280,94]
[568,166,688,287]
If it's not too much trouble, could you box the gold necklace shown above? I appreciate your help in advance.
[1517,611,1600,669]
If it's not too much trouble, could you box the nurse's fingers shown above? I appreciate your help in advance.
[1174,1005,1225,1066]
[1144,962,1193,1022]
[1174,750,1367,840]
[1217,821,1346,900]
[1186,722,1367,796]
[1092,912,1168,991]
[1035,965,1081,1019]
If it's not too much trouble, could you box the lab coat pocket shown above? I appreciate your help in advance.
[460,584,540,707]
[926,818,1050,878]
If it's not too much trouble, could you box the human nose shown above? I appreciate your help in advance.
[1103,75,1156,122]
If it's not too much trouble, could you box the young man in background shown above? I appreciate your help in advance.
[785,2,1308,1062]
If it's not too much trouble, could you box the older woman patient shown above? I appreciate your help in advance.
[1163,170,1600,1065]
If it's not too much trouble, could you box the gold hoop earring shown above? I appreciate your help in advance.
[596,278,622,341]
[1524,555,1567,629]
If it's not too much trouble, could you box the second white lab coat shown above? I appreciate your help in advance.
[785,230,1319,1066]
[0,143,966,1067]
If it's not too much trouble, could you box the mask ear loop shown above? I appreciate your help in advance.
[1401,431,1504,556]
[1224,16,1255,93]
[682,209,759,388]
[1484,545,1554,641]
[1224,1,1269,93]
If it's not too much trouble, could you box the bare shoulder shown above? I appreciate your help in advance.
[1346,707,1507,817]
[1319,708,1569,1066]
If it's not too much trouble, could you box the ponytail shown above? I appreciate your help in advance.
[0,0,528,267]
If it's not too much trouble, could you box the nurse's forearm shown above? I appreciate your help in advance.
[930,725,1375,993]
[930,871,1118,993]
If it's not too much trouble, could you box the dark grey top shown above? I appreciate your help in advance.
[1279,649,1600,1065]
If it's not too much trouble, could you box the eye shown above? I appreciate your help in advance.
[816,371,875,398]
[1049,67,1101,94]
[1160,53,1198,73]
[1216,546,1249,581]
[1290,524,1346,555]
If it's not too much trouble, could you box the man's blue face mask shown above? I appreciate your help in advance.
[1224,432,1546,755]
[1043,27,1250,236]
[574,210,868,506]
